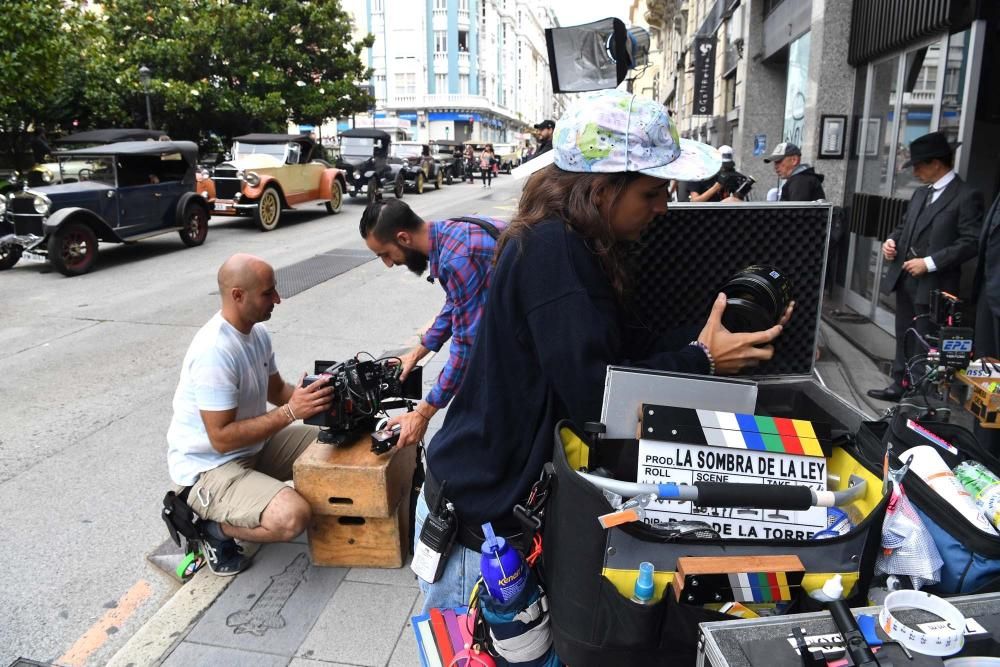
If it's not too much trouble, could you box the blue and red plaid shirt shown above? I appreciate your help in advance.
[421,216,505,408]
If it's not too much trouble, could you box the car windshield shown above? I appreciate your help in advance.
[232,142,288,161]
[341,137,375,157]
[59,156,115,185]
[393,144,422,158]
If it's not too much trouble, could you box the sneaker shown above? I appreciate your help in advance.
[200,534,250,576]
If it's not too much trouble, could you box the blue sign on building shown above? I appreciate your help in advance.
[429,112,482,122]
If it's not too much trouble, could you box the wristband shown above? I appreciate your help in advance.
[283,404,297,423]
[689,340,715,375]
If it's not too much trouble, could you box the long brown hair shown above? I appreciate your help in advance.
[497,165,641,298]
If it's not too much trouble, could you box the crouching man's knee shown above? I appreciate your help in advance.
[262,486,312,542]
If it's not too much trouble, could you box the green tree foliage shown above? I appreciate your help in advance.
[0,0,103,167]
[95,0,375,143]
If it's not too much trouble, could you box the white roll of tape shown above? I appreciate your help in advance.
[878,590,966,657]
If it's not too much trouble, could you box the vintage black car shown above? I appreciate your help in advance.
[335,129,395,202]
[0,141,210,276]
[388,142,444,195]
[431,139,466,184]
[26,128,170,188]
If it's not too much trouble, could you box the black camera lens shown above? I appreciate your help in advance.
[720,265,792,333]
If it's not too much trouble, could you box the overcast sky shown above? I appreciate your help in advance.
[547,0,633,28]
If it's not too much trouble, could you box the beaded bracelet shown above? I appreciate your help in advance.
[688,340,716,375]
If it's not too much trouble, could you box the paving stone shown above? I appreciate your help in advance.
[184,542,347,657]
[161,641,289,667]
[345,556,419,588]
[289,658,364,667]
[389,594,427,667]
[298,580,418,666]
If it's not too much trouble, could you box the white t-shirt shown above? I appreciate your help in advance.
[167,312,277,485]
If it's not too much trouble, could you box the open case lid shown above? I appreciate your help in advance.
[631,202,832,379]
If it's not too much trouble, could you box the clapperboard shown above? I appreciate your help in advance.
[636,405,831,540]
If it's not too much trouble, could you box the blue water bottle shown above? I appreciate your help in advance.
[479,522,528,603]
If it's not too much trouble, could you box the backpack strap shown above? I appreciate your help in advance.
[449,216,501,240]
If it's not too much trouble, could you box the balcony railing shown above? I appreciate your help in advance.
[384,93,519,121]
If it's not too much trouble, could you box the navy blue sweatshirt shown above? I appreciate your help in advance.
[425,219,710,527]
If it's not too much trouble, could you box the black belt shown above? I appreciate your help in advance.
[423,465,528,552]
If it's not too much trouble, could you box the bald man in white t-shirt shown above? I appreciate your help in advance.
[167,254,333,575]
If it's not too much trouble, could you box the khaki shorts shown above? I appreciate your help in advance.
[186,424,317,529]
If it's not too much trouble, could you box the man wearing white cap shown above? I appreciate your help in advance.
[417,90,793,611]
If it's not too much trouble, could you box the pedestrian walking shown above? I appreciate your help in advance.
[479,145,494,187]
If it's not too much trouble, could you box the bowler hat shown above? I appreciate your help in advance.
[902,131,960,168]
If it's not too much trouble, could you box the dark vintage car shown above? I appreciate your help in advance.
[198,133,347,231]
[430,139,466,184]
[335,129,396,202]
[388,142,444,195]
[25,128,170,188]
[0,140,210,276]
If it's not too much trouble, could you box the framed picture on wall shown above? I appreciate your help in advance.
[818,114,846,159]
[851,117,881,157]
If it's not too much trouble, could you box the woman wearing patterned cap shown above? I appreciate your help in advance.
[414,90,792,612]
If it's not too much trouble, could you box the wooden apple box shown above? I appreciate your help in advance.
[306,497,410,568]
[292,434,417,568]
[293,434,417,518]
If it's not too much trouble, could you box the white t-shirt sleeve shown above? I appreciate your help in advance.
[191,349,241,412]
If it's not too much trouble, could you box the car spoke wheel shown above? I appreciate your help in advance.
[415,172,425,194]
[446,168,453,185]
[435,170,443,189]
[325,180,343,214]
[253,186,281,231]
[48,221,98,276]
[0,244,22,270]
[178,203,208,247]
[367,176,380,204]
[394,174,405,199]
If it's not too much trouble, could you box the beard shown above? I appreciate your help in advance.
[402,246,429,276]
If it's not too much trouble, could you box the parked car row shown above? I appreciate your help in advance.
[0,129,515,277]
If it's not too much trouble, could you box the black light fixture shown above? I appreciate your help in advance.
[139,65,153,130]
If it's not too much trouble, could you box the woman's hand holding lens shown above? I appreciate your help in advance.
[697,293,785,375]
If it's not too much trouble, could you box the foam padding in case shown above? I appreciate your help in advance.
[632,203,831,377]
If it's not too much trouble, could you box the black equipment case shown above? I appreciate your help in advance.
[541,203,889,666]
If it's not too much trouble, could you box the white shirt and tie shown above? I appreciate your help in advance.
[920,170,956,273]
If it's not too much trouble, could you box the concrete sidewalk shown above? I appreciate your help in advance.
[111,319,903,667]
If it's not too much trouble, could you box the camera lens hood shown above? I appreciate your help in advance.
[720,265,792,333]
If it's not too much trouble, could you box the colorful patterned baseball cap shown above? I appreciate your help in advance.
[512,90,721,181]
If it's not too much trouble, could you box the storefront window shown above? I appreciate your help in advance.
[782,32,810,145]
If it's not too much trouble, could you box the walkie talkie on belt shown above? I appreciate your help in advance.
[411,481,457,584]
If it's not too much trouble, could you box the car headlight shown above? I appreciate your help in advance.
[41,169,53,184]
[33,194,51,215]
[244,171,261,187]
[0,195,6,216]
[196,168,210,182]
[200,190,209,198]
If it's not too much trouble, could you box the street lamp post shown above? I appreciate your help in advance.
[139,65,154,130]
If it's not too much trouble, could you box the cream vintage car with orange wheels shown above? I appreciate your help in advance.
[197,133,347,231]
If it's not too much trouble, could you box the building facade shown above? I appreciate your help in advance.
[321,0,565,145]
[636,0,999,336]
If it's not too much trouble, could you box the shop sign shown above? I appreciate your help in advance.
[693,36,716,116]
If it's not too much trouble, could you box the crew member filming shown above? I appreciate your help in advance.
[167,254,333,575]
[416,91,793,611]
[360,199,505,448]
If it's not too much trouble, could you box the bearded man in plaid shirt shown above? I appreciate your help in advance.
[360,199,505,447]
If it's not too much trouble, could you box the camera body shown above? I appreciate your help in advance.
[304,355,423,444]
[928,290,974,370]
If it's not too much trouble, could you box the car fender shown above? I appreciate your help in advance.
[42,207,121,242]
[195,178,216,202]
[319,168,346,200]
[243,175,286,206]
[174,192,210,226]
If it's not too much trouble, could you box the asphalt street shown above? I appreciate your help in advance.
[0,175,521,666]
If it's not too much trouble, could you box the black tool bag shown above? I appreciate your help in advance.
[161,487,200,552]
[855,412,1000,594]
[543,420,888,667]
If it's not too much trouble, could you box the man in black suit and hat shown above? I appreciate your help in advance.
[868,131,984,401]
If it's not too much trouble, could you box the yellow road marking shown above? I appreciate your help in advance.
[57,579,153,667]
